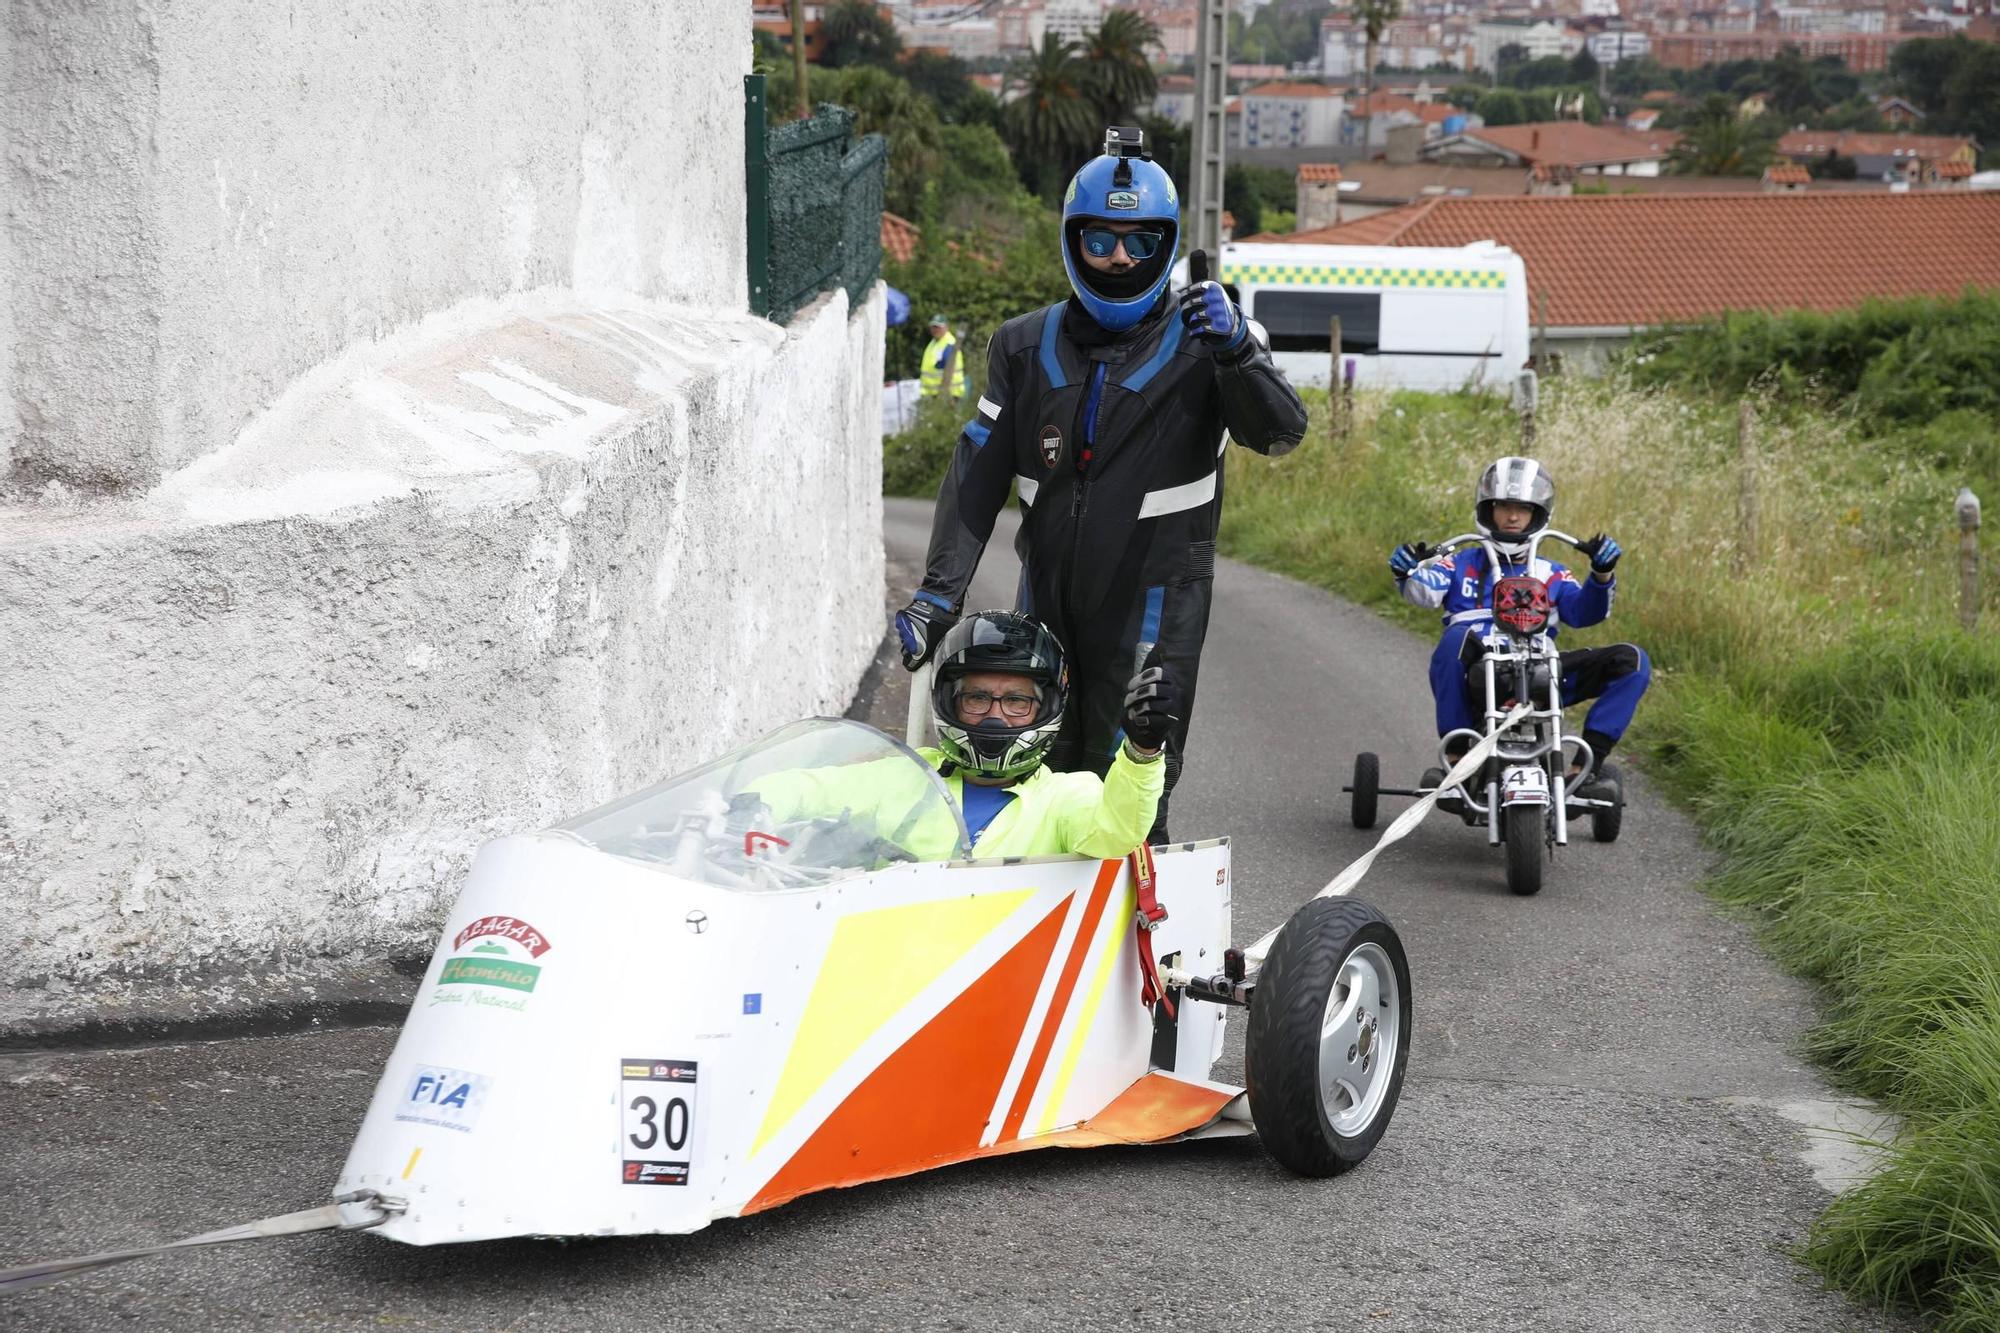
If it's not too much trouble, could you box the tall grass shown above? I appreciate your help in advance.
[1219,376,2000,1327]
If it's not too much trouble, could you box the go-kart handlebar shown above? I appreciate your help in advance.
[1429,528,1586,556]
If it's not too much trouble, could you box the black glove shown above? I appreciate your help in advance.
[1389,541,1434,578]
[1578,533,1622,575]
[1122,648,1179,753]
[893,595,958,670]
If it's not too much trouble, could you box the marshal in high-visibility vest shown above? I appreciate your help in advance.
[919,316,968,400]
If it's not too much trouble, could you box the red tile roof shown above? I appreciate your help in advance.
[1297,163,1345,184]
[1764,163,1810,184]
[1351,91,1457,123]
[1938,160,1975,179]
[1777,131,1976,161]
[1452,121,1677,167]
[881,211,920,265]
[1244,80,1339,99]
[1264,193,2000,328]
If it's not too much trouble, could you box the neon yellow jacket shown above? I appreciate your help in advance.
[753,745,1164,862]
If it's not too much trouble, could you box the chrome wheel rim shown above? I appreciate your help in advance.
[1317,941,1401,1137]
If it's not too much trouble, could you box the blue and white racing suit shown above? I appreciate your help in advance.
[1397,546,1651,760]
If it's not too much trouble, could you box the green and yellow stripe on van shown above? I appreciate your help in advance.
[1220,264,1507,290]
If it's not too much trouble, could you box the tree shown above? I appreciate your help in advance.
[1446,82,1490,111]
[1509,55,1575,89]
[1354,0,1405,151]
[1474,88,1527,126]
[1767,46,1816,117]
[1671,92,1771,176]
[1224,162,1295,236]
[1003,34,1100,200]
[901,51,981,123]
[1496,42,1529,84]
[1568,47,1601,88]
[819,0,901,69]
[1080,8,1161,124]
[791,65,943,218]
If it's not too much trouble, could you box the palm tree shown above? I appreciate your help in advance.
[819,0,901,69]
[1004,34,1099,198]
[1672,94,1771,175]
[1354,0,1403,152]
[1081,9,1162,123]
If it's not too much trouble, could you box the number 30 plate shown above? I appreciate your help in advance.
[620,1058,698,1186]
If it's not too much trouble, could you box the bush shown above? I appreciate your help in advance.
[1625,289,2000,435]
[883,392,968,498]
[882,208,1069,380]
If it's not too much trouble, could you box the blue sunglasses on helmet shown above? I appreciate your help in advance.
[1079,227,1164,261]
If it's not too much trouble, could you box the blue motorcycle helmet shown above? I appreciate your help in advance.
[1061,126,1181,332]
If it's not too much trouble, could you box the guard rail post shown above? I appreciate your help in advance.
[1959,487,1982,632]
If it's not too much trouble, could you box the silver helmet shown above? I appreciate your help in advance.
[930,611,1068,783]
[1474,456,1556,559]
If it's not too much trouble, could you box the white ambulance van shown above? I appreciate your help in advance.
[1179,241,1530,393]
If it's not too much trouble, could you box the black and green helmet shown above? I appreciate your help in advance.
[930,611,1069,783]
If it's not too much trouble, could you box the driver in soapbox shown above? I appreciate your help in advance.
[748,610,1177,861]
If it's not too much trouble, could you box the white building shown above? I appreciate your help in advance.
[1586,27,1653,63]
[1045,0,1107,44]
[1240,81,1348,148]
[1472,19,1583,72]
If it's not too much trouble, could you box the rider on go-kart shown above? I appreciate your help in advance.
[751,610,1178,860]
[1387,457,1651,798]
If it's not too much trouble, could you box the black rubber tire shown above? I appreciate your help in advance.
[1246,897,1412,1176]
[1504,804,1545,896]
[1592,762,1625,844]
[1350,753,1380,830]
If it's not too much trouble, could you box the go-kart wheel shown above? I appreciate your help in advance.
[1246,897,1411,1177]
[1503,804,1544,896]
[1350,753,1380,830]
[1591,763,1625,844]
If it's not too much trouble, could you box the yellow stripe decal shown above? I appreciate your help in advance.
[401,1147,423,1181]
[1035,881,1134,1134]
[1220,263,1506,290]
[752,890,1036,1156]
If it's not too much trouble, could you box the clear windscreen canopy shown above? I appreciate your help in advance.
[557,719,972,889]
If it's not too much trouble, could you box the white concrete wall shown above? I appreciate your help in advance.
[2,287,885,982]
[1,0,892,983]
[5,0,747,492]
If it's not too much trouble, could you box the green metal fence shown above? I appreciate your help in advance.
[744,74,888,326]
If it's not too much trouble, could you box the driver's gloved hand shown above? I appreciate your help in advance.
[1178,280,1247,353]
[893,593,958,670]
[1389,542,1433,578]
[1579,533,1622,575]
[1122,648,1179,754]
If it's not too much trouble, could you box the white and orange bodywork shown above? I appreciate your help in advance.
[338,834,1240,1243]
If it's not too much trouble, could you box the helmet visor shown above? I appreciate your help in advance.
[1080,227,1163,261]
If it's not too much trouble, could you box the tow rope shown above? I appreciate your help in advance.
[1129,843,1174,1018]
[1242,702,1532,970]
[0,1190,403,1295]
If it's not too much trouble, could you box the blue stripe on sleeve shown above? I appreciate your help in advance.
[963,420,991,448]
[1039,302,1069,389]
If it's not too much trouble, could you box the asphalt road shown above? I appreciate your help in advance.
[0,498,1901,1331]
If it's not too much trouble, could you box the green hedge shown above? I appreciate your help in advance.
[1625,289,2000,430]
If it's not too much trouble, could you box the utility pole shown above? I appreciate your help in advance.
[790,0,810,116]
[1189,0,1228,258]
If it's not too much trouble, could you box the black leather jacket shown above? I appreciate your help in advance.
[920,295,1307,620]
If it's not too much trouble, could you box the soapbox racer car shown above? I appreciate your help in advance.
[337,718,1412,1243]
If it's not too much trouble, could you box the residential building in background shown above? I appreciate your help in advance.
[1425,122,1679,175]
[1242,81,1347,148]
[1472,18,1582,71]
[1776,130,1981,182]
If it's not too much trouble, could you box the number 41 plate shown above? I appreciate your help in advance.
[620,1058,698,1186]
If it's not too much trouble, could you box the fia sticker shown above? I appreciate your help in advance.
[1106,189,1140,210]
[395,1064,491,1134]
[1039,425,1063,468]
[620,1058,697,1186]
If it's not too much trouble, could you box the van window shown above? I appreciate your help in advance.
[1252,291,1381,353]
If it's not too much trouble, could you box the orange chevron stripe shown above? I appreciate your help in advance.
[997,859,1122,1143]
[742,895,1072,1214]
